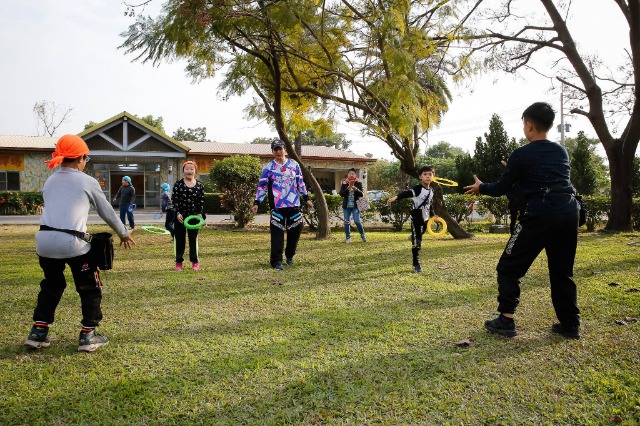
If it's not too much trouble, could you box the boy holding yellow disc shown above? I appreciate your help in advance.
[387,165,437,273]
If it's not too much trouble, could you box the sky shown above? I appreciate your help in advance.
[0,1,629,160]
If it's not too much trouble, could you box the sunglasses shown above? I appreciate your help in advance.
[83,155,90,163]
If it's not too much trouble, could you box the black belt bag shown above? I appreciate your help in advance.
[39,225,114,270]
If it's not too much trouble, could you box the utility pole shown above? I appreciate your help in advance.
[560,81,565,145]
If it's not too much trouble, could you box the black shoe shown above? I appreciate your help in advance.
[484,314,516,337]
[272,262,284,271]
[78,330,109,352]
[412,262,422,273]
[24,326,51,349]
[552,323,580,339]
[286,257,294,266]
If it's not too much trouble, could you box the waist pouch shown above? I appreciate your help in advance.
[39,225,114,270]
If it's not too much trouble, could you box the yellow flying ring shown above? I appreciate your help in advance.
[184,215,206,230]
[431,177,458,187]
[427,216,448,237]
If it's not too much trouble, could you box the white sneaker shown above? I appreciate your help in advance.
[345,238,352,243]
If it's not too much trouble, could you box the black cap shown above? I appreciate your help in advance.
[271,139,285,150]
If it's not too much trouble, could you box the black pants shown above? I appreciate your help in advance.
[270,207,303,266]
[410,210,427,264]
[496,211,580,327]
[33,253,103,327]
[174,220,199,263]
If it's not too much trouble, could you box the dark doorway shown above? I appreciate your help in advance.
[111,174,145,208]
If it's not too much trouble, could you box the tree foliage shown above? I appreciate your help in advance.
[120,0,482,238]
[209,156,262,229]
[570,131,599,195]
[473,114,518,183]
[173,126,209,142]
[468,0,640,230]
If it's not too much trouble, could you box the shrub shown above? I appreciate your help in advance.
[0,191,43,215]
[582,195,610,231]
[375,195,412,231]
[444,194,476,224]
[209,156,262,228]
[477,195,510,224]
[633,198,640,231]
[303,194,344,230]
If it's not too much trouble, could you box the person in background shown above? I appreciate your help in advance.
[465,102,581,339]
[251,139,313,270]
[172,161,205,271]
[25,134,136,353]
[339,168,367,243]
[113,176,136,229]
[160,183,176,242]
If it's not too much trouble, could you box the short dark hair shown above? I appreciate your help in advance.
[522,102,555,132]
[348,168,357,173]
[418,165,434,175]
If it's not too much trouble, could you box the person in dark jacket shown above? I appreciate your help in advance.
[465,102,581,339]
[113,176,136,229]
[339,168,367,243]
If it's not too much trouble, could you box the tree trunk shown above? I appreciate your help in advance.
[605,143,634,231]
[294,134,331,239]
[432,184,473,239]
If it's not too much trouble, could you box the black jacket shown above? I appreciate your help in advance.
[339,180,364,209]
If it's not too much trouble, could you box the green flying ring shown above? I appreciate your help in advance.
[141,225,170,235]
[184,215,205,230]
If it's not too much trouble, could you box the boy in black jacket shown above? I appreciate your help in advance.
[387,165,436,273]
[465,102,581,339]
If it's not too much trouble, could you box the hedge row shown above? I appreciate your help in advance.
[2,191,640,232]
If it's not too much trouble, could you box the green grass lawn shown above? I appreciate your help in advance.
[0,224,638,425]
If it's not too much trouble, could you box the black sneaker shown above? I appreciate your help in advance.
[552,323,580,339]
[24,326,51,349]
[286,257,294,266]
[272,262,284,271]
[78,330,109,352]
[484,315,516,337]
[412,262,422,273]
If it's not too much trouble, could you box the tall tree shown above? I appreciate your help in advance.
[137,114,165,132]
[425,141,466,159]
[470,0,640,230]
[121,0,482,238]
[473,114,518,183]
[299,129,351,150]
[33,100,73,136]
[570,131,599,195]
[173,127,210,142]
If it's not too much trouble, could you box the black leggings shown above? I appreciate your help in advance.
[174,220,199,264]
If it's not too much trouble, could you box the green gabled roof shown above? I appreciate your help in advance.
[77,111,190,151]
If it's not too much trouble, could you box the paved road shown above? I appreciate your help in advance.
[0,210,269,225]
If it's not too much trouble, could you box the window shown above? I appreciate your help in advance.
[0,171,20,191]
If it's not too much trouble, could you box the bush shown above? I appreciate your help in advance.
[477,195,510,224]
[444,194,476,224]
[209,156,262,228]
[582,195,610,231]
[375,195,412,231]
[303,194,343,230]
[0,191,43,215]
[633,198,640,231]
